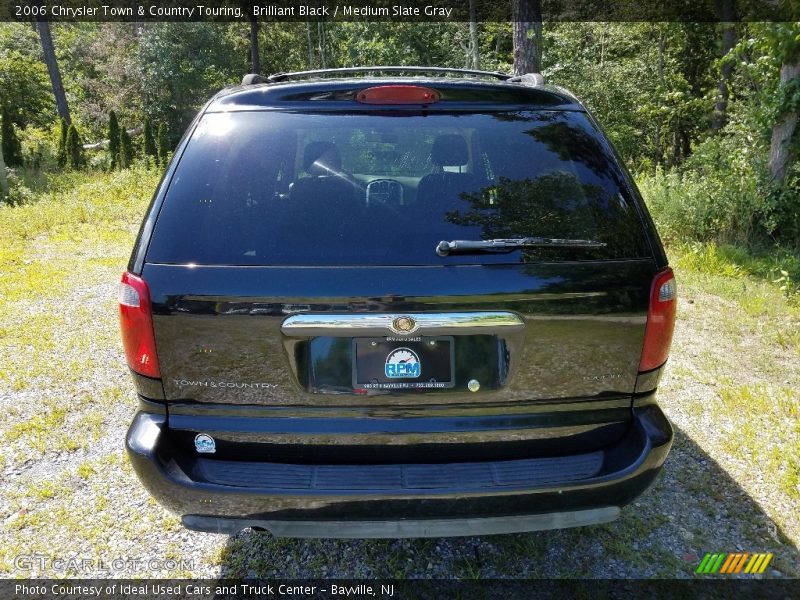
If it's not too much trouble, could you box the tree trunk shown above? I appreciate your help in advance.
[712,0,737,131]
[317,21,327,69]
[249,17,261,74]
[512,0,542,75]
[655,27,665,166]
[469,0,480,69]
[768,61,800,184]
[0,134,7,198]
[305,22,314,68]
[36,20,71,125]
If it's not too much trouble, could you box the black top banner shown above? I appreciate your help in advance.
[1,0,796,22]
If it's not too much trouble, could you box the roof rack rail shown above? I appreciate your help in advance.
[241,68,546,88]
[263,66,513,83]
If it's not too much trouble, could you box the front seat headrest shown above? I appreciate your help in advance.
[430,134,468,167]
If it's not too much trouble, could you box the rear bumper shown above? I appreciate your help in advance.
[125,403,672,538]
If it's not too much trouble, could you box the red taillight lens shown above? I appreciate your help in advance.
[356,85,440,105]
[119,272,160,378]
[639,267,677,372]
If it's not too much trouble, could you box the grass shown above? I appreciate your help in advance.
[0,166,159,426]
[671,242,800,314]
[4,405,68,454]
[656,240,800,556]
[0,167,190,578]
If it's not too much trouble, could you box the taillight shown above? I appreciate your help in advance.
[356,85,440,105]
[119,272,160,378]
[639,267,677,372]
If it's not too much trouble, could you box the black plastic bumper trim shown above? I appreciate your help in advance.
[125,403,672,533]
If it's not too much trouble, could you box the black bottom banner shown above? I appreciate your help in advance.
[2,579,799,600]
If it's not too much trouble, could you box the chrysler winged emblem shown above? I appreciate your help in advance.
[391,316,416,334]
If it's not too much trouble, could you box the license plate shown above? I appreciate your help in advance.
[352,337,455,390]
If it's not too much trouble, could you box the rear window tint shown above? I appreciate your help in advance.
[146,110,650,266]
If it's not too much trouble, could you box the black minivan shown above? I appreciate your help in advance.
[122,67,676,538]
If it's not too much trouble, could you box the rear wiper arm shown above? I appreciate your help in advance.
[436,237,607,257]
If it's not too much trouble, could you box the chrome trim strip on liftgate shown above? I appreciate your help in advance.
[281,312,525,338]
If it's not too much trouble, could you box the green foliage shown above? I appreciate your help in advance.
[1,106,23,168]
[543,23,717,171]
[763,183,800,245]
[632,21,800,248]
[670,241,800,308]
[156,123,169,167]
[119,127,133,169]
[17,126,58,170]
[65,124,85,170]
[142,116,157,159]
[107,111,120,170]
[725,23,800,128]
[3,167,49,206]
[773,268,797,300]
[50,23,142,138]
[57,119,68,167]
[757,20,800,65]
[0,24,53,130]
[640,166,763,248]
[137,23,247,136]
[4,172,32,206]
[0,20,797,246]
[327,22,476,70]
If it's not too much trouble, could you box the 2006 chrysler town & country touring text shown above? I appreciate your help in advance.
[121,66,677,538]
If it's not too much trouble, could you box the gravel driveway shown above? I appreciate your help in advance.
[1,172,798,579]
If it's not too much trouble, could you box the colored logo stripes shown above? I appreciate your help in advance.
[696,552,773,574]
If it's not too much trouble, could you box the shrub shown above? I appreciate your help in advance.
[640,167,760,246]
[638,129,797,247]
[1,106,23,167]
[65,124,85,170]
[119,127,133,168]
[142,116,157,160]
[18,126,58,170]
[56,118,68,167]
[156,123,169,166]
[4,169,37,206]
[763,178,800,247]
[108,111,120,170]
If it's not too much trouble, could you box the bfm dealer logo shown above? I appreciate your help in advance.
[385,348,421,378]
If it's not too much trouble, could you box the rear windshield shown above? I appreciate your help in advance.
[146,110,650,266]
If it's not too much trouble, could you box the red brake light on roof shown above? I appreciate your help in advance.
[356,85,441,105]
[639,267,677,372]
[119,272,160,378]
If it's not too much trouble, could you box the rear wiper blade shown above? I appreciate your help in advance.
[436,237,607,257]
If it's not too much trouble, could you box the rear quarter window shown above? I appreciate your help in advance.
[145,110,651,266]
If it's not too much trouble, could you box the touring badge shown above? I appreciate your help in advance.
[385,348,421,378]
